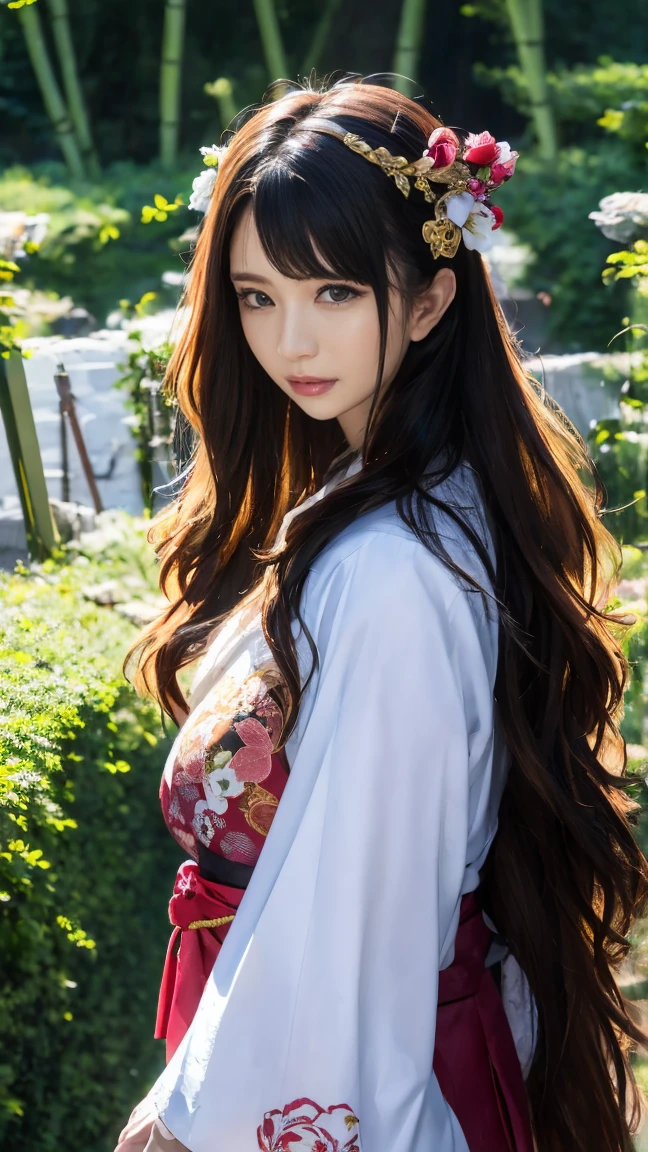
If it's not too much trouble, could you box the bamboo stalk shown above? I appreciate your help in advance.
[392,0,428,91]
[300,0,341,77]
[253,0,288,88]
[504,0,558,160]
[46,0,100,177]
[0,353,59,561]
[17,4,85,179]
[160,0,187,170]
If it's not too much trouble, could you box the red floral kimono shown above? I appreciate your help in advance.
[154,678,534,1151]
[146,456,536,1152]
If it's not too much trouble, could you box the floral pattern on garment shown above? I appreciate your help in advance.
[257,1099,361,1151]
[160,668,288,863]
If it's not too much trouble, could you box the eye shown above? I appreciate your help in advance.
[318,284,361,304]
[236,289,274,310]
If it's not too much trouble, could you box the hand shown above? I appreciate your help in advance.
[143,1119,191,1150]
[113,1097,158,1152]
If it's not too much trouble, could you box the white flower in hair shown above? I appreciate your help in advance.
[188,169,217,213]
[445,190,502,254]
[188,144,228,214]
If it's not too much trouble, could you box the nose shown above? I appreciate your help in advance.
[276,303,318,363]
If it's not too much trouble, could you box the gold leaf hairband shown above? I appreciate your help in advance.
[189,118,518,259]
[341,131,473,258]
[308,120,517,260]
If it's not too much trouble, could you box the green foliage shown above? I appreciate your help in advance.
[603,243,648,288]
[0,255,58,349]
[0,161,198,324]
[603,546,648,754]
[496,143,638,350]
[0,165,128,254]
[588,413,648,547]
[477,56,648,151]
[460,0,506,22]
[557,57,648,139]
[0,256,24,356]
[470,52,648,348]
[0,514,182,1148]
[113,305,177,512]
[460,0,648,64]
[586,233,648,543]
[618,604,648,754]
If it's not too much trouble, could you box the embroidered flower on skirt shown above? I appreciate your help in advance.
[257,1098,361,1152]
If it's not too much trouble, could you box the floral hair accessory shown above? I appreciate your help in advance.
[187,123,518,257]
[188,144,228,214]
[339,123,518,258]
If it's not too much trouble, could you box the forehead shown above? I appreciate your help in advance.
[229,202,336,281]
[229,204,266,263]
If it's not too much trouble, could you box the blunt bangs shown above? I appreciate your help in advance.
[250,131,393,289]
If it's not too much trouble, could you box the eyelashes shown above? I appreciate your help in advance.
[320,285,362,305]
[235,283,364,310]
[235,289,272,310]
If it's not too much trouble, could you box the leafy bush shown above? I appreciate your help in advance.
[0,160,200,324]
[495,142,639,350]
[476,55,648,350]
[112,303,179,513]
[0,512,184,1150]
[586,231,648,544]
[609,547,648,747]
[476,56,648,150]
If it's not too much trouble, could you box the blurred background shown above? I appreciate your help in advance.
[2,0,648,1148]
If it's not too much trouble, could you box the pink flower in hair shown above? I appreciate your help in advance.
[423,126,459,169]
[467,178,488,200]
[490,141,519,186]
[463,131,499,166]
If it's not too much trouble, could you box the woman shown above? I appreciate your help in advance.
[115,77,648,1151]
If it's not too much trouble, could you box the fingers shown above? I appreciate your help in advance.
[143,1119,192,1151]
[114,1100,158,1152]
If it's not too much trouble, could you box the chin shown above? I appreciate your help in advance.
[290,396,346,421]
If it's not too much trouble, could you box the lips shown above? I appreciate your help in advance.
[287,376,338,396]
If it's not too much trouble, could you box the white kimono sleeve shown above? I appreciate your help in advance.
[151,532,500,1152]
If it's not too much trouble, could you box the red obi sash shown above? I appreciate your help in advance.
[156,866,535,1151]
[154,860,243,1059]
[435,891,535,1151]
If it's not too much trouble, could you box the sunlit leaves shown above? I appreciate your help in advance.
[56,915,96,949]
[0,260,20,281]
[141,192,183,223]
[134,290,157,316]
[98,223,120,245]
[603,241,648,295]
[101,758,131,774]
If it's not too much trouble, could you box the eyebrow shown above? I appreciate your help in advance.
[230,272,272,284]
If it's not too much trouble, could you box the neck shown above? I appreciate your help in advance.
[336,396,373,451]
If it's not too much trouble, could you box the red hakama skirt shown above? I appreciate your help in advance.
[155,863,535,1152]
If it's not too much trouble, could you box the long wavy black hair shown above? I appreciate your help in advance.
[124,76,648,1150]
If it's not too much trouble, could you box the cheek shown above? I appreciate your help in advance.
[330,303,381,378]
[383,321,408,375]
[239,310,272,366]
[382,300,410,380]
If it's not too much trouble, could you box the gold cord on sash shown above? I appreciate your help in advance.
[187,914,235,930]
